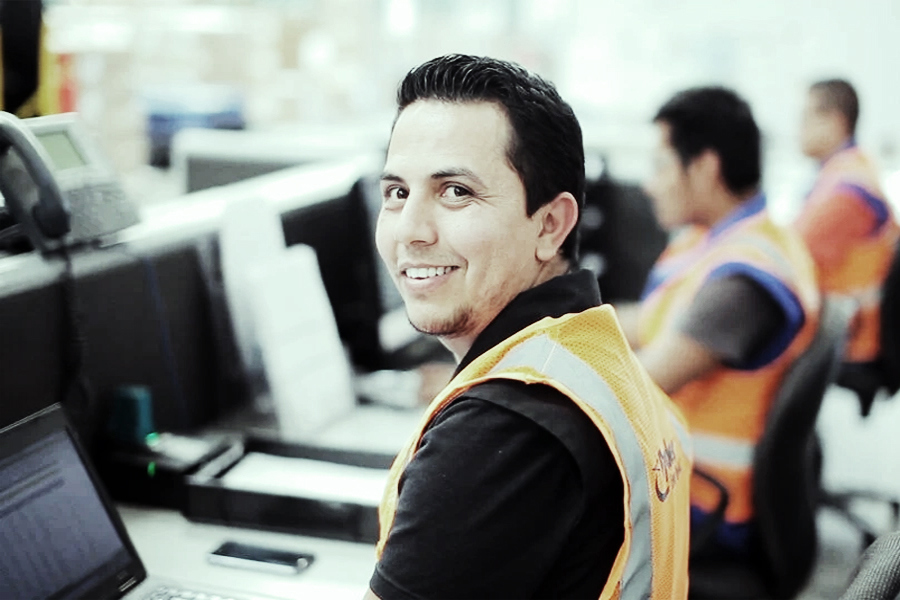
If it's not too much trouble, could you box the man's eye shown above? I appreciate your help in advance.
[444,185,472,199]
[383,186,408,204]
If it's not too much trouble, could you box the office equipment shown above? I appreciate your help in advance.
[0,157,380,452]
[689,298,853,600]
[0,111,71,252]
[98,429,235,510]
[184,436,393,543]
[0,111,140,253]
[278,175,392,371]
[170,134,441,370]
[0,156,429,516]
[170,123,389,194]
[96,382,231,511]
[579,173,668,303]
[168,127,435,368]
[246,244,357,441]
[219,192,287,385]
[0,403,284,600]
[207,541,314,576]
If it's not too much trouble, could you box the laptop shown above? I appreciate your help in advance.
[0,404,280,600]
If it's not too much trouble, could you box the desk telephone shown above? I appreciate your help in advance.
[0,111,140,254]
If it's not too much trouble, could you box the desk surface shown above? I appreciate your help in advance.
[119,504,375,600]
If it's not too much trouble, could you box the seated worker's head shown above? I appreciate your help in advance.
[800,78,859,161]
[376,54,584,359]
[645,86,761,231]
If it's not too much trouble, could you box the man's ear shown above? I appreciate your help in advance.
[689,149,721,188]
[535,192,579,263]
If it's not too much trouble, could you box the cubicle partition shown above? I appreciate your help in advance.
[0,155,384,457]
[0,241,223,449]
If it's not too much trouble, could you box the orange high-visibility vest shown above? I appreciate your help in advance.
[377,306,693,600]
[796,146,899,363]
[639,197,820,524]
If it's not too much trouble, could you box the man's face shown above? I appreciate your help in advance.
[376,100,544,356]
[644,122,699,231]
[800,90,841,159]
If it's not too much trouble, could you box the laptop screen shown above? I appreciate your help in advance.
[0,405,145,600]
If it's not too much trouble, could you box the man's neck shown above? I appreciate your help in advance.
[702,188,758,229]
[815,135,854,163]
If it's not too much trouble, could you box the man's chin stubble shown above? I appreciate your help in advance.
[408,309,472,339]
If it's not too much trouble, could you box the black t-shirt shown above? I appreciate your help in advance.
[371,270,625,599]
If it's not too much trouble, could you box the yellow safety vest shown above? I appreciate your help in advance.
[377,305,693,600]
[639,205,819,523]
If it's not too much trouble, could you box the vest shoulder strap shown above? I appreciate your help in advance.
[464,379,613,499]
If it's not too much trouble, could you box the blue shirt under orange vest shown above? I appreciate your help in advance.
[794,142,899,363]
[638,193,821,553]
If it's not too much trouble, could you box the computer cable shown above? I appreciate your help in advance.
[0,223,22,246]
[136,252,189,429]
[59,245,95,431]
[104,245,190,430]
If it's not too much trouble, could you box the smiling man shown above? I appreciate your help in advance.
[364,54,692,600]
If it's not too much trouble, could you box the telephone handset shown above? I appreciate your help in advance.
[0,111,72,252]
[0,111,140,255]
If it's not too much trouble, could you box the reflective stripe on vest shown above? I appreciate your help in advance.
[692,432,754,469]
[490,334,691,600]
[834,286,882,311]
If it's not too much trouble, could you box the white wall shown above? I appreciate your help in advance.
[47,0,900,214]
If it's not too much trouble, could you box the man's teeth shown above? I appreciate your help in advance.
[406,266,452,279]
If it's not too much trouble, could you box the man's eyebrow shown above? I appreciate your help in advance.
[432,168,485,187]
[381,169,486,187]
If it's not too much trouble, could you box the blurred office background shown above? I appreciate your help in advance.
[10,1,900,597]
[39,0,900,216]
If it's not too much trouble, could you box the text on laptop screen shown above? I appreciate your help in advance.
[0,430,132,600]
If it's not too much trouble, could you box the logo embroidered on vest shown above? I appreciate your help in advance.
[652,439,683,502]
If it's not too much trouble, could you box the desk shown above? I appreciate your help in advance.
[119,504,375,600]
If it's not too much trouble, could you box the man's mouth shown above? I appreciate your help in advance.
[402,266,459,280]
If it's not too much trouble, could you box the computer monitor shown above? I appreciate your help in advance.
[579,176,668,303]
[279,175,390,371]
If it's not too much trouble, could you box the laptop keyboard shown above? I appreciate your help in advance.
[142,585,246,600]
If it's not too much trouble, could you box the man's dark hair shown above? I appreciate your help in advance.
[396,54,585,263]
[654,86,761,196]
[810,78,859,136]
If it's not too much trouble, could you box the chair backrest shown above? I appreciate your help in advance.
[752,297,855,599]
[879,240,900,394]
[839,529,900,600]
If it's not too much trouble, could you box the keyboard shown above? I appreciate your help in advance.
[142,585,246,600]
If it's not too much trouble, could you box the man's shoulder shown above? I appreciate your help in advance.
[456,379,617,496]
[819,148,884,193]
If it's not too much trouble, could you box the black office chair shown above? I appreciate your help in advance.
[835,240,900,416]
[689,298,855,600]
[825,240,900,547]
[839,530,900,600]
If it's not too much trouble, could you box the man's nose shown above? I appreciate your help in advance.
[394,194,437,246]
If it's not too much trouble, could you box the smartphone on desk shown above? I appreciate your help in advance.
[208,541,314,576]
